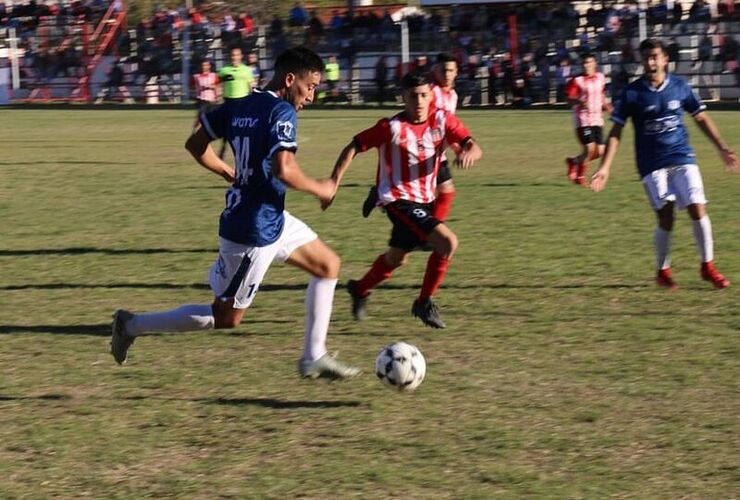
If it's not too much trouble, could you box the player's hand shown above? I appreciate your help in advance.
[221,167,236,183]
[316,178,338,210]
[590,168,609,192]
[720,147,739,173]
[454,151,476,170]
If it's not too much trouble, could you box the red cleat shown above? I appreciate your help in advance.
[701,262,730,289]
[574,176,589,187]
[656,268,678,290]
[566,158,577,182]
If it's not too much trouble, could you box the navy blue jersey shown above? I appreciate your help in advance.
[200,89,298,246]
[611,75,706,177]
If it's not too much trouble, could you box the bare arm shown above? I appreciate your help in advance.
[693,112,739,172]
[272,149,336,208]
[454,138,482,170]
[330,142,359,186]
[185,127,235,183]
[590,123,624,192]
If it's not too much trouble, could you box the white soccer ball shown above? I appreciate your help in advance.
[375,341,426,392]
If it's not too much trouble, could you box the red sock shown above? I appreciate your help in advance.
[432,191,456,222]
[576,162,588,178]
[419,253,450,301]
[356,254,395,296]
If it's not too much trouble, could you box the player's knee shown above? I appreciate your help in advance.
[438,232,458,258]
[318,253,341,279]
[438,180,455,193]
[687,203,706,220]
[384,251,407,268]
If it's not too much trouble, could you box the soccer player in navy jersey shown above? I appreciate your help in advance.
[591,38,739,289]
[111,47,360,379]
[327,72,482,329]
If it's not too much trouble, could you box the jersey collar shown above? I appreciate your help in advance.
[643,75,670,92]
[252,88,280,99]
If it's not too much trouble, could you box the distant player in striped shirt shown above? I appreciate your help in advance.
[564,53,612,186]
[192,60,220,131]
[328,71,482,328]
[429,52,460,222]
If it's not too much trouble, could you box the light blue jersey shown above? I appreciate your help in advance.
[200,89,298,246]
[611,75,706,177]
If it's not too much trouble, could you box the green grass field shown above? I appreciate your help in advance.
[1,109,738,498]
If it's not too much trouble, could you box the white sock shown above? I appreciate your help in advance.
[691,215,714,263]
[127,304,215,336]
[302,277,336,362]
[654,227,672,270]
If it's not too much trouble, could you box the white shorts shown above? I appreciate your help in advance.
[641,164,708,211]
[208,211,317,309]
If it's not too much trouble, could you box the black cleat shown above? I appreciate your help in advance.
[347,280,369,321]
[412,298,446,329]
[362,187,378,218]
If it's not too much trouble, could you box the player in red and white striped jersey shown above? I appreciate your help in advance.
[327,71,482,329]
[429,52,460,223]
[564,53,612,186]
[192,60,220,130]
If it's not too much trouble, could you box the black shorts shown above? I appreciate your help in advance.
[196,99,218,114]
[577,126,604,146]
[437,159,453,184]
[385,200,441,250]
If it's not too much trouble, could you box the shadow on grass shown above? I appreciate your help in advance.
[120,395,362,409]
[0,394,71,401]
[0,323,111,335]
[0,247,216,256]
[0,319,294,336]
[202,397,363,409]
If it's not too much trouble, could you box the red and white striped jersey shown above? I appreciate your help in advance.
[194,72,219,102]
[354,109,471,205]
[431,84,458,114]
[566,72,607,127]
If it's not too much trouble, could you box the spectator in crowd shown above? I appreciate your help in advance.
[695,34,714,69]
[324,54,340,103]
[246,51,263,89]
[718,35,738,73]
[288,2,309,27]
[689,0,712,24]
[667,37,681,72]
[555,57,574,102]
[375,55,389,105]
[95,58,133,104]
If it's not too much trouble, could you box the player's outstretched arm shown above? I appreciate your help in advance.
[693,112,740,172]
[272,150,336,209]
[329,142,359,187]
[454,138,482,170]
[185,127,235,183]
[590,123,623,192]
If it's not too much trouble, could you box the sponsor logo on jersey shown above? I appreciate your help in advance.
[668,100,680,110]
[232,116,259,128]
[644,116,681,135]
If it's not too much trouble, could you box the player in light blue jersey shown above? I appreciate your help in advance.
[591,38,739,289]
[110,47,360,379]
